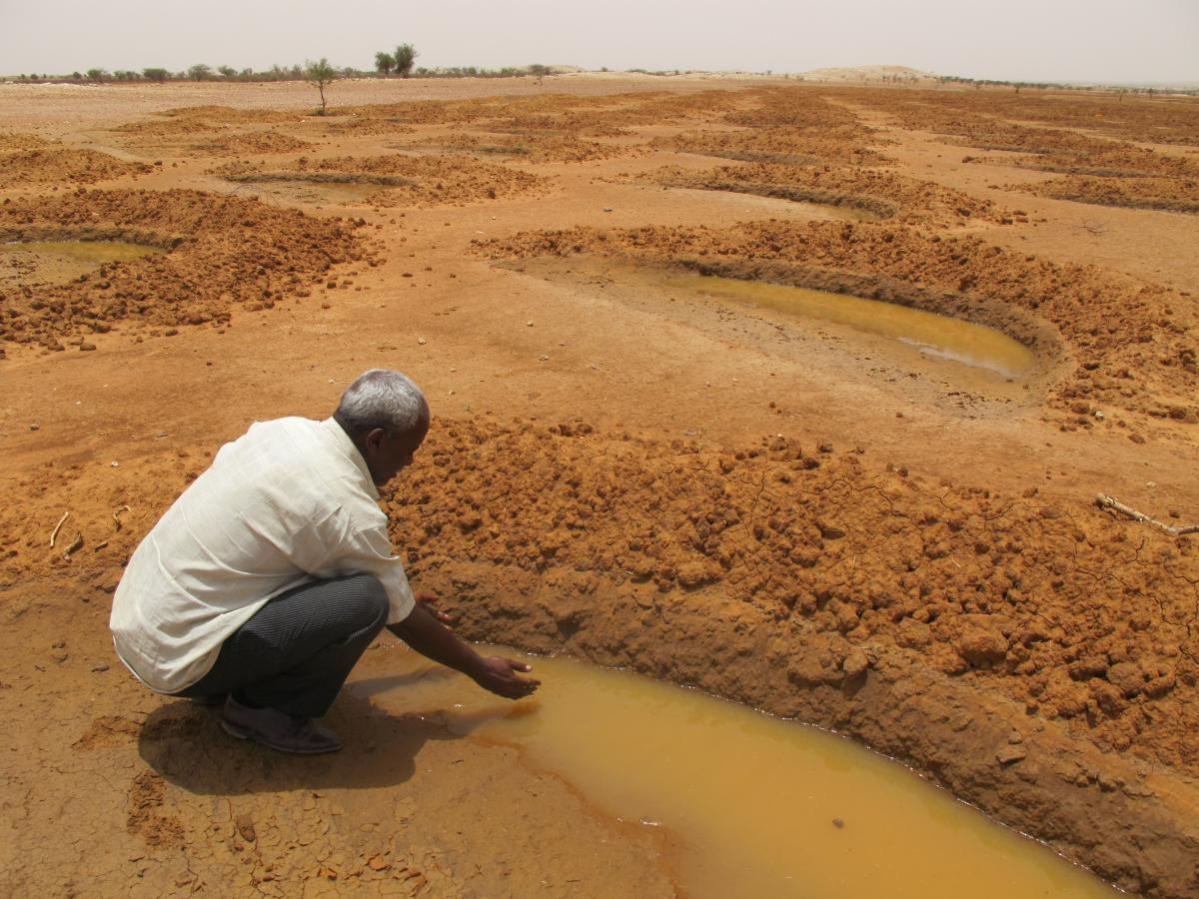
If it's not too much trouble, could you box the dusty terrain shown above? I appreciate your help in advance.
[2,76,1198,896]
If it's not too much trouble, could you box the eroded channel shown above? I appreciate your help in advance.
[359,647,1118,899]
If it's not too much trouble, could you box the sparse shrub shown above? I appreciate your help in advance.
[188,63,212,81]
[142,67,169,83]
[304,57,337,114]
[217,65,236,78]
[85,68,108,82]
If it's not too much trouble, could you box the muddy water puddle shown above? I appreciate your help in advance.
[227,179,389,206]
[362,648,1117,899]
[0,239,164,286]
[671,274,1035,379]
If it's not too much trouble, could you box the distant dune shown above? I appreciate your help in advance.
[796,64,938,82]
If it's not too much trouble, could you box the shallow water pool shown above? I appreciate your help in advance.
[670,274,1036,379]
[361,649,1118,899]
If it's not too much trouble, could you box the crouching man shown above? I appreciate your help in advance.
[110,369,537,754]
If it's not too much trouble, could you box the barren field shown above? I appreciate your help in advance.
[1,76,1198,897]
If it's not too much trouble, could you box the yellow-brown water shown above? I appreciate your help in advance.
[671,274,1036,378]
[362,648,1118,899]
[0,239,164,286]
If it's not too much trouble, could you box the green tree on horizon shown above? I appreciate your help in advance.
[394,44,418,78]
[375,51,394,77]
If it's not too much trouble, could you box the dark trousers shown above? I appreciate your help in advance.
[175,573,389,718]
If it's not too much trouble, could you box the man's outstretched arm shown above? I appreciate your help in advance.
[387,602,540,700]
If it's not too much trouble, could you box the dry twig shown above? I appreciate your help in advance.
[62,533,84,560]
[49,512,70,548]
[1096,494,1199,537]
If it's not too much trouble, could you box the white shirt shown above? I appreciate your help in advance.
[110,416,415,694]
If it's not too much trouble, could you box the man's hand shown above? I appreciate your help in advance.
[389,604,540,700]
[470,657,540,700]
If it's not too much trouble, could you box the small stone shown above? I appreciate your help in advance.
[236,813,257,842]
[28,423,39,432]
[1107,662,1144,697]
[996,745,1027,765]
[526,320,534,327]
[79,342,97,352]
[417,337,427,346]
[954,618,1008,667]
[842,649,869,679]
[91,663,109,672]
[832,818,845,829]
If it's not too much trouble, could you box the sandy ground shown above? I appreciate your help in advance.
[2,76,1198,897]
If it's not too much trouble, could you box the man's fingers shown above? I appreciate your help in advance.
[507,659,533,673]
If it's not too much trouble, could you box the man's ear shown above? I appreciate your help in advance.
[364,427,387,452]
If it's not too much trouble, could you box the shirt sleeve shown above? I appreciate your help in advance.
[311,507,416,625]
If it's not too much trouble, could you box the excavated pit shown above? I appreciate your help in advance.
[366,647,1120,898]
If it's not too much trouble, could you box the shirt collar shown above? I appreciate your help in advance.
[322,417,379,500]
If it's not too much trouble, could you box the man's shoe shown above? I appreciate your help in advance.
[220,696,343,754]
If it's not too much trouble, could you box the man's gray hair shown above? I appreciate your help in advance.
[334,369,428,434]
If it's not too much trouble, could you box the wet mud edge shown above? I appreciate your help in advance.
[427,561,1199,899]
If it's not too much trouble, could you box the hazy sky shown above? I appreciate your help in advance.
[1,0,1195,84]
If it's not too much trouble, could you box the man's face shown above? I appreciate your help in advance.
[363,411,430,487]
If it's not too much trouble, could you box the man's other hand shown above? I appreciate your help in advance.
[471,657,540,700]
[415,592,453,626]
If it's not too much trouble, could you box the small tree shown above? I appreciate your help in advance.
[394,44,418,78]
[217,65,236,78]
[142,67,169,83]
[188,63,212,81]
[85,68,108,82]
[304,57,337,114]
[375,51,394,77]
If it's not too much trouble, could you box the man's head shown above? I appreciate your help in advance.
[333,369,430,487]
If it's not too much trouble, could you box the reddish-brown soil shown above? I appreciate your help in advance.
[3,78,1199,898]
[0,188,367,348]
[476,219,1199,427]
[433,130,644,164]
[212,152,548,206]
[188,130,314,157]
[1017,174,1199,214]
[0,144,153,188]
[629,160,1011,223]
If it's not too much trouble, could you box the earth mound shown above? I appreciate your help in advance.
[188,130,314,157]
[1017,174,1199,215]
[474,220,1199,427]
[383,417,1197,773]
[0,188,367,350]
[632,161,1010,224]
[432,131,643,164]
[213,153,548,206]
[0,144,152,188]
